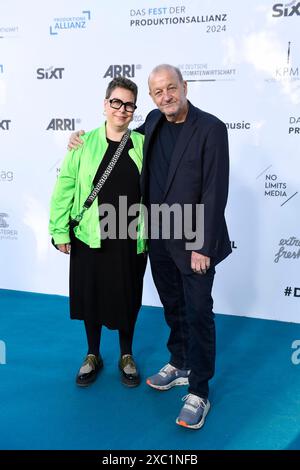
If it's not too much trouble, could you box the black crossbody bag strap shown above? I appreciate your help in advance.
[70,129,131,227]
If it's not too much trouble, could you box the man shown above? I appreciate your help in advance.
[68,65,231,429]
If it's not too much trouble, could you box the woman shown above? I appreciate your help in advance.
[49,77,146,388]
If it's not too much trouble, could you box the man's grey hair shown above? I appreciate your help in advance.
[148,64,184,85]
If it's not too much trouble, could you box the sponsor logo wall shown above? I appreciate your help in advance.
[0,0,299,322]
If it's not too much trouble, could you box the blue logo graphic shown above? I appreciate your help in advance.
[50,10,91,35]
[0,65,3,73]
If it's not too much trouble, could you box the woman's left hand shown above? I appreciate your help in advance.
[56,243,71,254]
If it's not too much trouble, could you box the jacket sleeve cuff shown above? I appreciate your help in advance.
[51,233,71,245]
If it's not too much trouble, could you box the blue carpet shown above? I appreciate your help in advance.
[0,289,300,450]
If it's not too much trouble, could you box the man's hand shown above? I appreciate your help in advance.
[56,243,71,254]
[67,130,85,150]
[191,252,210,274]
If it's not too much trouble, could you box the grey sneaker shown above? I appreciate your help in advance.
[146,363,190,390]
[176,394,210,429]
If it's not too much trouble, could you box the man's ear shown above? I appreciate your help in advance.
[183,81,188,96]
[149,90,156,103]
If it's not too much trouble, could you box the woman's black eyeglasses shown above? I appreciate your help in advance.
[109,98,137,113]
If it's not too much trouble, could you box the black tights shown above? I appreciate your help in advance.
[84,320,135,357]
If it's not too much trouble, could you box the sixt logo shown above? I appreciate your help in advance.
[46,118,79,131]
[103,64,141,79]
[37,67,65,79]
[272,1,300,17]
[0,120,11,130]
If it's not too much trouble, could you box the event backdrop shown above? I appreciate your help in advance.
[0,0,299,322]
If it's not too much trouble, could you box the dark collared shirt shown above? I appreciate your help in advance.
[148,117,184,204]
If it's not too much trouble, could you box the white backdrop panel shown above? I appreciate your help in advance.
[0,0,299,322]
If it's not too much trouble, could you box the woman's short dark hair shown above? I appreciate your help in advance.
[105,77,138,102]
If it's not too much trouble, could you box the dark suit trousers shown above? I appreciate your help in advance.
[149,239,216,399]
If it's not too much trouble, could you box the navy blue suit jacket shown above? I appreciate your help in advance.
[137,102,231,273]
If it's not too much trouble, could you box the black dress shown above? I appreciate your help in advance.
[69,138,146,332]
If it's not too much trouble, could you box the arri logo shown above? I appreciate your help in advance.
[46,118,77,131]
[0,120,11,130]
[103,64,140,79]
[272,2,300,17]
[37,67,65,79]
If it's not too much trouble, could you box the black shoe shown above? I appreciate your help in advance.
[118,354,140,388]
[76,354,103,387]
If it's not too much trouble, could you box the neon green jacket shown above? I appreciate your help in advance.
[49,124,146,253]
